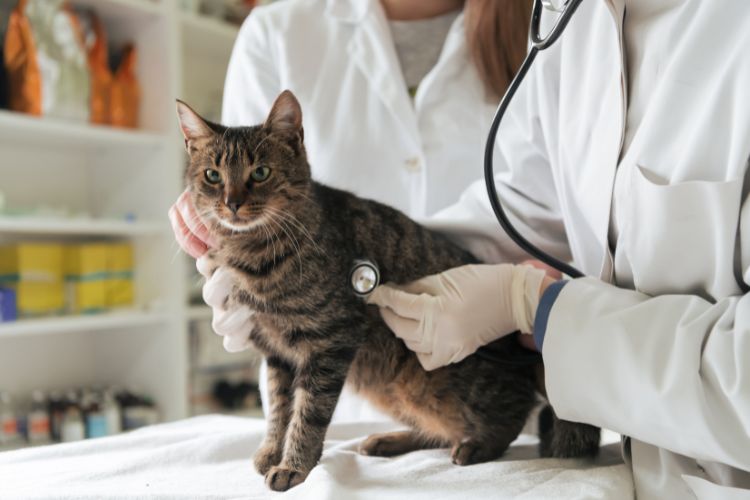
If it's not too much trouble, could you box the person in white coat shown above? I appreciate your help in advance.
[169,0,533,421]
[367,1,750,499]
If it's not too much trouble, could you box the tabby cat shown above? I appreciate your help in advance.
[176,91,600,492]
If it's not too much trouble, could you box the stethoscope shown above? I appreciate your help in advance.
[351,0,585,301]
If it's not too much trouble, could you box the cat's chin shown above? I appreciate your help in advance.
[216,216,267,233]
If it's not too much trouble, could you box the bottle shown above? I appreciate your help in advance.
[82,392,107,439]
[0,392,20,447]
[27,390,51,445]
[60,406,85,442]
[102,389,121,435]
[47,391,65,442]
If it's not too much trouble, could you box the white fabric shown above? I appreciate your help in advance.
[426,0,750,498]
[222,0,497,424]
[0,416,632,499]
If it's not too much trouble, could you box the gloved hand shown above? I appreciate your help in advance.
[366,264,551,371]
[197,255,255,353]
[169,189,255,353]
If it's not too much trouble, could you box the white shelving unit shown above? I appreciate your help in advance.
[0,0,245,423]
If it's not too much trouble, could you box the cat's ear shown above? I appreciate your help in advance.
[264,90,304,141]
[176,100,215,151]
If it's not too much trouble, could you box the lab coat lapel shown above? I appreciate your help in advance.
[345,1,421,150]
[414,13,467,111]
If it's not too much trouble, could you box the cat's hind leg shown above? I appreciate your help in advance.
[358,430,445,457]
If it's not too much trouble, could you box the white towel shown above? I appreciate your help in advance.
[0,416,633,499]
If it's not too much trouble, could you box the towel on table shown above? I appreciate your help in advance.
[0,415,633,499]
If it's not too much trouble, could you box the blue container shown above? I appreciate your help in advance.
[0,288,17,322]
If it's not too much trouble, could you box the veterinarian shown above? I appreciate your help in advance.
[367,1,750,499]
[170,0,532,423]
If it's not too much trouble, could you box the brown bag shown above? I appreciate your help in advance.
[4,0,89,120]
[83,12,111,125]
[110,44,139,128]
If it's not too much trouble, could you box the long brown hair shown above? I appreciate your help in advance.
[464,0,533,100]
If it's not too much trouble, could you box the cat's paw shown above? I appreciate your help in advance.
[450,440,504,466]
[358,433,409,457]
[265,465,307,491]
[253,445,282,475]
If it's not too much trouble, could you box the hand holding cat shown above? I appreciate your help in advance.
[197,255,255,353]
[367,264,552,371]
[168,189,215,259]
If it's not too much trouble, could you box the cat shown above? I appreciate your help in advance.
[176,90,600,492]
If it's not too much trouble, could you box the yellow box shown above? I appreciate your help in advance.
[0,244,64,283]
[0,244,64,317]
[14,281,65,317]
[106,243,134,307]
[65,244,109,314]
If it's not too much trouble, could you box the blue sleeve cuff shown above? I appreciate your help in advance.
[533,280,568,352]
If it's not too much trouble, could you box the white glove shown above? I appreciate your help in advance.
[366,264,549,371]
[196,256,255,353]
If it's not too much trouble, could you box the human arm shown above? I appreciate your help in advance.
[537,278,750,471]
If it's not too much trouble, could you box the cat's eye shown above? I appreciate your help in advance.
[250,166,271,183]
[204,169,222,184]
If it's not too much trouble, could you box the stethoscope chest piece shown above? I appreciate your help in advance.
[350,260,380,297]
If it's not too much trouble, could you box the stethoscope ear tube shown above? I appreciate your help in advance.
[484,0,585,280]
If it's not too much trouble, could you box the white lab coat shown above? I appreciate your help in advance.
[222,0,497,422]
[432,1,750,498]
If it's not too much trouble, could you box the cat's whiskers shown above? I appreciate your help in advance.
[263,206,323,256]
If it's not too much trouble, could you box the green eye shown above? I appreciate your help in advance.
[204,169,222,184]
[250,166,271,182]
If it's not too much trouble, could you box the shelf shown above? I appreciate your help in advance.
[0,216,165,237]
[0,311,169,339]
[70,0,163,22]
[180,13,239,58]
[191,360,258,374]
[0,111,166,151]
[187,305,212,322]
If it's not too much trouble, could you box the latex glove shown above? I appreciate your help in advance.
[168,189,215,259]
[196,255,255,353]
[367,264,548,371]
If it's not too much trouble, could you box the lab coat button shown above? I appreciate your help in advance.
[404,157,422,172]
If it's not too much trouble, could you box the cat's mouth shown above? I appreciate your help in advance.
[215,212,268,232]
[215,215,268,233]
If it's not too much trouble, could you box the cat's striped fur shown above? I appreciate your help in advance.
[177,91,600,492]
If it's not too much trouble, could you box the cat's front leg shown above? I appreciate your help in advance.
[254,355,294,475]
[265,348,354,492]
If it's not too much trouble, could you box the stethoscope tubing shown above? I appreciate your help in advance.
[483,0,586,279]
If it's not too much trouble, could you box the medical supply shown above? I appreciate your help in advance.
[65,243,109,314]
[0,392,20,447]
[118,390,159,431]
[0,243,65,317]
[106,243,134,308]
[484,0,584,279]
[60,406,85,443]
[82,392,108,439]
[0,287,17,321]
[26,390,51,445]
[4,0,90,121]
[103,390,121,435]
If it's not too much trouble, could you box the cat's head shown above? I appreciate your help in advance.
[176,90,310,236]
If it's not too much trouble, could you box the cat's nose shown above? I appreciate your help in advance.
[225,198,243,214]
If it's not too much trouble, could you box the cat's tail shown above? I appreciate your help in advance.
[537,404,601,458]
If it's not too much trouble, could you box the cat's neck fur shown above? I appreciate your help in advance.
[214,182,321,269]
